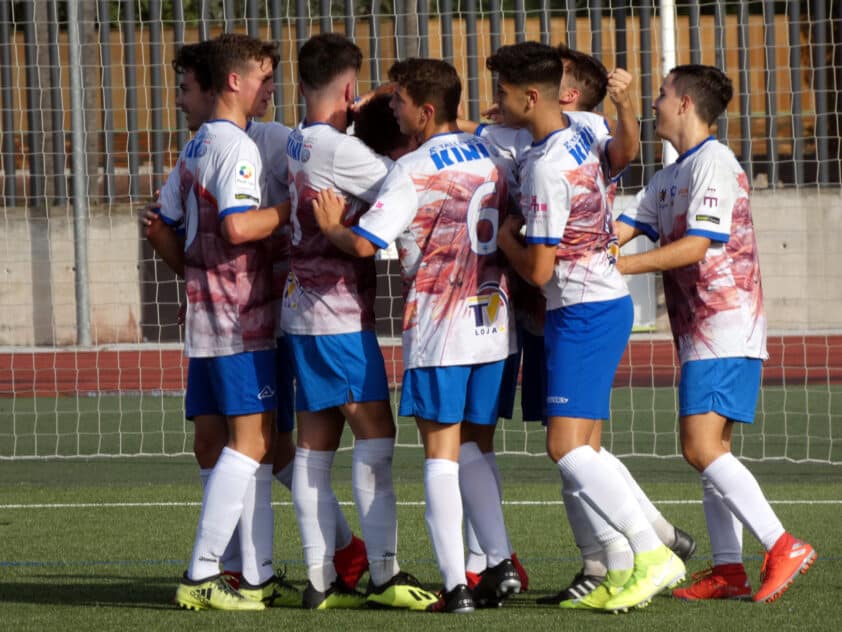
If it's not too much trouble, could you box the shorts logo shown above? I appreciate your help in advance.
[235,160,256,187]
[257,385,276,400]
[547,396,569,404]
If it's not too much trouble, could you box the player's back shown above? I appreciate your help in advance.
[176,119,275,358]
[282,121,390,336]
[362,131,515,368]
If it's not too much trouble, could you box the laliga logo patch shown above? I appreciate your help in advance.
[235,160,256,187]
[466,282,509,335]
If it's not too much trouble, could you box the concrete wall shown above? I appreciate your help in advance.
[0,191,839,347]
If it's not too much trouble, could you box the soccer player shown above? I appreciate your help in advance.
[158,32,285,612]
[145,37,368,599]
[490,41,686,613]
[283,33,436,611]
[352,93,417,160]
[614,64,816,603]
[312,57,520,614]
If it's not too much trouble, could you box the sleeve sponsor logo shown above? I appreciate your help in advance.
[235,193,260,202]
[235,160,256,187]
[695,214,720,224]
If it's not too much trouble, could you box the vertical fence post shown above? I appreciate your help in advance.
[660,0,677,165]
[813,0,829,185]
[98,0,115,202]
[47,0,67,205]
[150,0,164,193]
[737,1,753,182]
[123,0,140,200]
[1,0,18,206]
[639,0,654,181]
[788,0,804,186]
[68,0,91,346]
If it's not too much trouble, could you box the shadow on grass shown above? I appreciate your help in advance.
[0,575,183,609]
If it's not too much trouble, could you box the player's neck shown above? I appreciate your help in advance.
[671,121,712,155]
[417,120,459,144]
[527,107,567,144]
[304,101,349,132]
[212,98,248,130]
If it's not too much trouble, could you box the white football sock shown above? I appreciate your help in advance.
[561,473,607,577]
[600,448,676,547]
[188,447,258,581]
[424,458,466,591]
[352,438,400,586]
[701,473,744,565]
[201,468,242,573]
[483,450,513,552]
[239,464,275,585]
[274,460,293,490]
[557,446,661,554]
[703,453,784,551]
[459,442,510,567]
[464,521,487,574]
[292,447,338,591]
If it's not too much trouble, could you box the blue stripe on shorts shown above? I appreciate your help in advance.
[275,336,295,432]
[399,360,506,425]
[679,357,762,423]
[544,295,633,420]
[287,331,389,412]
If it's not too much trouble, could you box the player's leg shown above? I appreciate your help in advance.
[545,297,684,612]
[677,358,815,603]
[176,353,275,611]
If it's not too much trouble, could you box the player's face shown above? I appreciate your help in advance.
[654,73,682,140]
[241,57,276,120]
[389,86,426,137]
[177,69,215,132]
[495,81,529,128]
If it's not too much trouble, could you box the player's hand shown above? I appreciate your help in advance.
[176,300,187,326]
[498,214,525,246]
[139,189,161,228]
[481,103,503,124]
[352,82,397,112]
[606,68,633,105]
[312,188,347,232]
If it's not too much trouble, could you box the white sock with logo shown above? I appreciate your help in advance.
[201,468,242,573]
[703,453,784,551]
[188,447,259,581]
[352,438,399,586]
[239,463,275,586]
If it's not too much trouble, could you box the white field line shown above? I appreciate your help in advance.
[1,499,841,510]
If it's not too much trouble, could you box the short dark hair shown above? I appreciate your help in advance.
[387,58,462,123]
[206,33,280,93]
[557,44,608,112]
[354,94,412,157]
[486,42,564,93]
[172,40,215,92]
[669,64,733,125]
[298,33,363,90]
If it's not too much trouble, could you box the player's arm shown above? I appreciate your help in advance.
[220,201,290,245]
[457,117,480,134]
[312,188,378,258]
[605,68,639,176]
[615,220,642,247]
[140,199,186,278]
[497,214,556,287]
[616,234,710,275]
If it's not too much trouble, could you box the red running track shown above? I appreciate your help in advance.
[1,335,840,397]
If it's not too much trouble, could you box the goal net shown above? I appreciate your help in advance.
[1,1,840,462]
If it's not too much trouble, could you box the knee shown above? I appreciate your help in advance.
[681,442,713,472]
[194,434,226,468]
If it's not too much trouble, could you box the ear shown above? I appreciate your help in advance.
[227,70,240,93]
[343,80,355,105]
[525,86,540,111]
[679,93,692,114]
[559,87,580,106]
[421,102,436,125]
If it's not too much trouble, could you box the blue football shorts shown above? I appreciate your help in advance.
[544,295,633,420]
[275,336,295,432]
[286,331,389,412]
[399,359,506,425]
[679,357,762,423]
[185,349,278,419]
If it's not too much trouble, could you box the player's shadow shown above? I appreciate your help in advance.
[0,575,178,609]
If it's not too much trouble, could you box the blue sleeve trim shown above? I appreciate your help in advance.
[158,213,181,228]
[525,236,561,246]
[351,225,388,249]
[686,228,729,243]
[475,123,486,137]
[218,205,254,219]
[617,214,659,242]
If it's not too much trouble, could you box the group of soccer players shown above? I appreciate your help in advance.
[142,29,815,614]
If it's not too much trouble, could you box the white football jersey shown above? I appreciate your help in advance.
[617,137,768,364]
[160,119,275,358]
[520,118,629,310]
[281,121,391,335]
[356,131,516,369]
